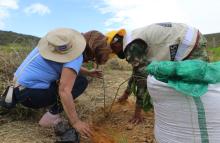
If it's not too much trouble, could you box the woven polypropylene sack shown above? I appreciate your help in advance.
[147,75,220,143]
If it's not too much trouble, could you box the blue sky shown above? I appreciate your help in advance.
[0,0,220,37]
[0,0,110,37]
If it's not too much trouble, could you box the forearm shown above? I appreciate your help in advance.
[136,91,144,108]
[125,77,133,94]
[80,67,90,76]
[59,90,79,126]
[59,68,92,137]
[135,81,150,111]
[125,69,136,94]
[133,65,149,109]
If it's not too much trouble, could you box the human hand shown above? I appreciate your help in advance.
[129,106,144,124]
[73,120,93,138]
[88,69,103,79]
[118,90,130,102]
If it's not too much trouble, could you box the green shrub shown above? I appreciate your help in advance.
[207,47,220,61]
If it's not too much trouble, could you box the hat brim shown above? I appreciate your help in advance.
[38,28,86,63]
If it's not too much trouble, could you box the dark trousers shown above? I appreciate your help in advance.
[14,75,88,114]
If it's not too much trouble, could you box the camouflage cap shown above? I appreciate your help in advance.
[125,40,148,67]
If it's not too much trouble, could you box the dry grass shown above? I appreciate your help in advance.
[0,39,38,119]
[103,57,132,71]
[0,40,34,92]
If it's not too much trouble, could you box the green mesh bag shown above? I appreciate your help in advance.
[146,60,220,97]
[146,61,177,82]
[175,60,207,82]
[204,62,220,83]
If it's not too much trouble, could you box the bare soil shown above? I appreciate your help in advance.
[0,69,155,143]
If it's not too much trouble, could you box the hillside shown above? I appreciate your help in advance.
[0,30,220,48]
[204,33,220,48]
[0,30,40,48]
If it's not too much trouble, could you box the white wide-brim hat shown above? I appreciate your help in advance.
[38,28,86,63]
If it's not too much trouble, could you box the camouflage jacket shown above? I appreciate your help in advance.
[125,32,209,110]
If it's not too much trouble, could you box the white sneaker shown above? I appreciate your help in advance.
[39,111,62,128]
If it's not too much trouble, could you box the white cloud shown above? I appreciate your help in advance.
[0,0,19,29]
[24,3,50,16]
[95,0,220,34]
[0,10,9,29]
[0,0,19,9]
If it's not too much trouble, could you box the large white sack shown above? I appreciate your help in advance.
[147,75,220,143]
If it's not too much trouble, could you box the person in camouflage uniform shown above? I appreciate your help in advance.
[123,22,209,123]
[106,22,209,124]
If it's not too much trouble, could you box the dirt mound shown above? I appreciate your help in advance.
[79,99,155,143]
[90,127,116,143]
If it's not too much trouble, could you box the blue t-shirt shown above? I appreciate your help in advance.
[15,47,83,89]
